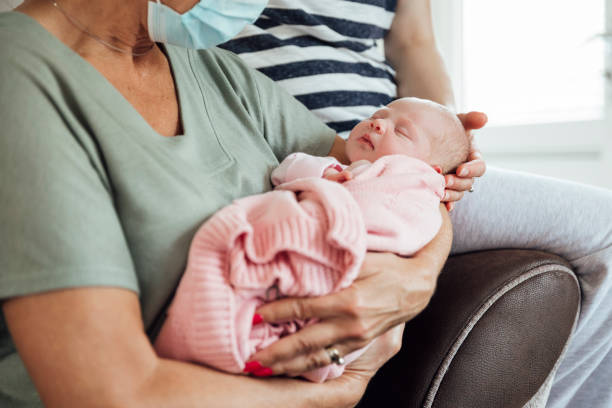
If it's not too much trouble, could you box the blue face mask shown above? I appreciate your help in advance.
[148,0,268,49]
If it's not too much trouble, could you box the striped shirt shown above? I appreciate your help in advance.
[221,0,398,138]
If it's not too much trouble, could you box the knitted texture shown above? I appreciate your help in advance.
[155,155,444,382]
[343,155,444,255]
[274,154,445,256]
[155,177,367,382]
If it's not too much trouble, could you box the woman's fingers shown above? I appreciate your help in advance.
[442,157,485,203]
[346,323,405,374]
[457,111,488,131]
[281,339,367,377]
[246,252,438,377]
[442,189,465,203]
[456,157,487,179]
[250,319,348,365]
[247,318,368,376]
[255,290,350,324]
[444,174,474,194]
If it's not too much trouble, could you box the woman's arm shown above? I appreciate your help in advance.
[385,0,455,108]
[328,135,349,164]
[3,288,379,408]
[246,206,452,376]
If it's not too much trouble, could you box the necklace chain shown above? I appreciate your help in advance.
[48,0,155,57]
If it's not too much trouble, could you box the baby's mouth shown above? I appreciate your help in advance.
[358,134,374,150]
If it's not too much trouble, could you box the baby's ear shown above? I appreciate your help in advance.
[432,165,443,174]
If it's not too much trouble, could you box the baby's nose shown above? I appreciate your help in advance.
[369,119,386,134]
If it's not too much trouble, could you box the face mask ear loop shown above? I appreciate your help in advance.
[148,0,164,43]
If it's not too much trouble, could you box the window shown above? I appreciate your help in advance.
[463,0,606,126]
[433,0,612,188]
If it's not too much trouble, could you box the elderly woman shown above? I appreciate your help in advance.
[0,0,487,406]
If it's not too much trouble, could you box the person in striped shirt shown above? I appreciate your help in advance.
[223,2,612,408]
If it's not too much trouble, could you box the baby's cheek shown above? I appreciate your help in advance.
[345,141,363,162]
[348,148,373,163]
[385,140,420,160]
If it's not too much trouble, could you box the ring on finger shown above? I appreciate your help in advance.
[469,179,475,193]
[325,347,345,365]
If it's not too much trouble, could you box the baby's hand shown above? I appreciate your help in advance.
[323,169,353,183]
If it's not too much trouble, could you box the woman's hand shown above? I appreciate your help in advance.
[443,111,488,211]
[323,323,406,408]
[311,323,405,408]
[342,323,405,379]
[245,252,437,377]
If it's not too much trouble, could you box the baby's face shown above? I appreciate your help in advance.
[345,98,445,164]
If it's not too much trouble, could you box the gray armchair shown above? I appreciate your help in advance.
[357,250,580,408]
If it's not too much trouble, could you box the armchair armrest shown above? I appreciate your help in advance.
[357,250,580,408]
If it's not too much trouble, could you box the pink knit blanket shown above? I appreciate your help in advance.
[155,177,367,382]
[154,155,444,382]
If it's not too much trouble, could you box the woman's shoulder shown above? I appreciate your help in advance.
[0,12,46,56]
[185,46,289,99]
[0,12,73,86]
[189,46,252,72]
[184,46,264,90]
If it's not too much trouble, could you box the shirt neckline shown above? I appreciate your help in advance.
[5,11,190,140]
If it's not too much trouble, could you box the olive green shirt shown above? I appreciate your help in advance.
[0,11,335,406]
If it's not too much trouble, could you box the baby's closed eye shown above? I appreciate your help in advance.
[395,127,411,138]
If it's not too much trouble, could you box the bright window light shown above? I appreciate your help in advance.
[462,0,606,125]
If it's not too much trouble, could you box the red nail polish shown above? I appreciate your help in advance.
[243,361,263,373]
[252,367,274,377]
[252,313,264,325]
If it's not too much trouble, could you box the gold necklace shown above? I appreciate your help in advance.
[48,0,155,57]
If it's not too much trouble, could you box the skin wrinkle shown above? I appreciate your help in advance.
[47,0,152,53]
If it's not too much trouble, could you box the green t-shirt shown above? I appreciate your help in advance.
[0,12,335,406]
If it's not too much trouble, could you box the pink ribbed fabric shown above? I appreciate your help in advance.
[342,155,444,256]
[155,177,367,382]
[274,154,445,256]
[154,155,445,382]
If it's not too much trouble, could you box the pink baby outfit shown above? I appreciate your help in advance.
[272,153,445,256]
[155,154,444,382]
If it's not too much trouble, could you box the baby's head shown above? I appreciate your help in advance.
[345,97,469,174]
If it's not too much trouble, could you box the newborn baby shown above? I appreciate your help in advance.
[272,97,469,187]
[271,96,470,257]
[155,97,471,383]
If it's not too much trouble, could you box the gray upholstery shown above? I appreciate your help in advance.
[357,250,580,408]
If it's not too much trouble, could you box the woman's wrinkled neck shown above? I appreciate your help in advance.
[16,0,154,59]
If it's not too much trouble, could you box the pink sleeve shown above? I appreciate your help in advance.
[271,152,342,186]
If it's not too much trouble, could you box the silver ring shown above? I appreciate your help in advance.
[325,347,345,365]
[469,186,475,193]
